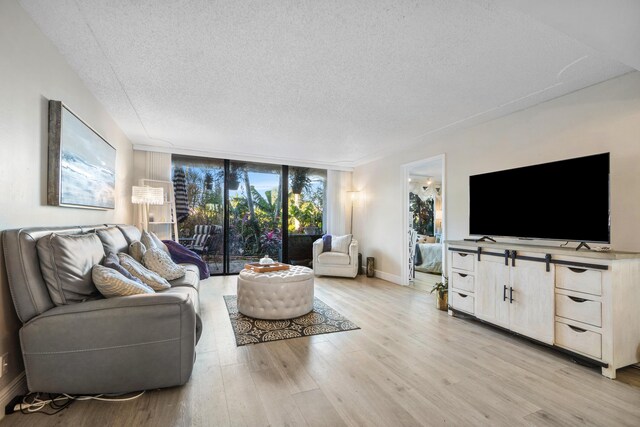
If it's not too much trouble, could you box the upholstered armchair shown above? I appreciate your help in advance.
[312,235,359,278]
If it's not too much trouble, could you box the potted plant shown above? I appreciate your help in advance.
[430,276,448,311]
[290,167,310,195]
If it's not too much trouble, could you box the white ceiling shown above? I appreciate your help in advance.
[20,0,636,169]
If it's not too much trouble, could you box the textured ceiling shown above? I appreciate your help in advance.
[20,0,632,169]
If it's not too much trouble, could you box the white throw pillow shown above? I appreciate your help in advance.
[117,252,171,291]
[143,247,186,281]
[129,241,146,263]
[140,231,156,250]
[331,234,352,254]
[92,264,155,298]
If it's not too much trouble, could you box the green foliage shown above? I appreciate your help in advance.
[410,192,434,236]
[430,276,448,297]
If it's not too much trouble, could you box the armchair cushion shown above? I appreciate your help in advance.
[318,252,351,265]
[36,233,104,305]
[92,264,154,298]
[331,234,352,254]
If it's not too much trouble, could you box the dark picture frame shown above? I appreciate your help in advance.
[47,100,116,210]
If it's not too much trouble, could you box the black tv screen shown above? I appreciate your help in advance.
[469,153,610,243]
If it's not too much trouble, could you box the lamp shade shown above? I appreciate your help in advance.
[131,186,164,205]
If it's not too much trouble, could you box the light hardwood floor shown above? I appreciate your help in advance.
[3,275,640,426]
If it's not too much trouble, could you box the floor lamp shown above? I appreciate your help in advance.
[131,186,164,231]
[347,190,360,234]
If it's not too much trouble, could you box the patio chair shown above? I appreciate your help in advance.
[186,225,223,271]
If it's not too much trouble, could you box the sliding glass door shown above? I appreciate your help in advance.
[171,155,325,275]
[172,156,225,274]
[227,161,283,273]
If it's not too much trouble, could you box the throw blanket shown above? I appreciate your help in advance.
[163,240,210,279]
[322,234,332,252]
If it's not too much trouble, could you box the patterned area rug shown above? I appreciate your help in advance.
[223,295,360,346]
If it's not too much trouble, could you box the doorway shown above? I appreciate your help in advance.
[401,155,446,289]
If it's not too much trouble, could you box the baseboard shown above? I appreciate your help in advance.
[0,371,26,422]
[373,269,402,285]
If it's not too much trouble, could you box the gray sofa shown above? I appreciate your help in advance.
[2,224,202,395]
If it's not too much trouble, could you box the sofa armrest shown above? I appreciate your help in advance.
[20,293,197,394]
[349,239,359,259]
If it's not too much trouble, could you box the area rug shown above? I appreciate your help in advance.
[223,295,360,346]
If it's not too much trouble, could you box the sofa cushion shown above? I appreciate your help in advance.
[331,234,352,254]
[318,251,351,265]
[92,264,155,298]
[97,227,129,255]
[129,241,146,263]
[117,253,171,291]
[117,225,142,244]
[103,252,144,285]
[36,233,104,305]
[169,268,200,291]
[143,247,186,281]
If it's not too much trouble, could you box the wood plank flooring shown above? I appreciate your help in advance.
[2,275,640,426]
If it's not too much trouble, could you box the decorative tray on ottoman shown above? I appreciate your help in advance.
[244,263,290,273]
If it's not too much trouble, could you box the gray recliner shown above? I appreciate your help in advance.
[2,224,202,395]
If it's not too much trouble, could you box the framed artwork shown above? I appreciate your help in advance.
[47,100,116,209]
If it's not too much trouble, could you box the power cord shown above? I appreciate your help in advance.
[8,390,145,416]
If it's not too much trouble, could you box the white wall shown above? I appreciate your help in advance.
[0,0,134,397]
[353,72,640,281]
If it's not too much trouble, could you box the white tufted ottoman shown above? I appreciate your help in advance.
[237,265,314,320]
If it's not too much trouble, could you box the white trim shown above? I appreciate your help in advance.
[374,270,402,285]
[401,154,447,286]
[0,372,27,422]
[133,144,354,172]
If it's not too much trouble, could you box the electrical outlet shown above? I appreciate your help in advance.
[1,353,8,377]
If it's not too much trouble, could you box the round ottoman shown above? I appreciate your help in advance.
[237,265,314,320]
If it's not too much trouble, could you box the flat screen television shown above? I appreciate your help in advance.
[469,153,610,243]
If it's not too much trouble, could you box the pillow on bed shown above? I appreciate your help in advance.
[417,234,428,244]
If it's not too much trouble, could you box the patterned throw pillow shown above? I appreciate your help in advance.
[149,231,170,255]
[143,247,186,280]
[117,252,171,291]
[103,252,144,285]
[331,234,352,254]
[129,241,146,263]
[140,231,156,251]
[92,264,155,298]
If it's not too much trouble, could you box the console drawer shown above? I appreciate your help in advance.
[450,291,474,315]
[556,266,602,296]
[555,321,602,359]
[451,271,474,293]
[555,294,602,327]
[451,251,475,272]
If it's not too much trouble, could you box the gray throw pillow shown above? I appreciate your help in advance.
[103,252,144,285]
[117,252,171,291]
[92,265,154,298]
[36,233,104,305]
[140,231,156,251]
[149,231,170,255]
[143,247,186,280]
[129,241,147,263]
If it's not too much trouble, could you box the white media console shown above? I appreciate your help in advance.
[446,240,640,379]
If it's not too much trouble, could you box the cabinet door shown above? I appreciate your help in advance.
[509,259,555,344]
[476,256,510,328]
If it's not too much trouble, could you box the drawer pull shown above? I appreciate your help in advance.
[457,273,468,278]
[568,296,587,303]
[568,325,587,333]
[568,267,587,273]
[503,285,507,302]
[458,293,468,298]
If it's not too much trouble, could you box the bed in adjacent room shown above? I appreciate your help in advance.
[414,240,442,274]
